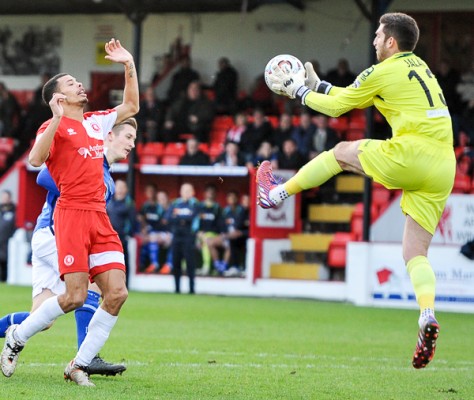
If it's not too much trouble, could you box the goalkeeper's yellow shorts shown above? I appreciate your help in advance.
[357,136,455,235]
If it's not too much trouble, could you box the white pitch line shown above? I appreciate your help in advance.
[23,360,474,372]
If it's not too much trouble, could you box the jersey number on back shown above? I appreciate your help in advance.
[408,69,446,108]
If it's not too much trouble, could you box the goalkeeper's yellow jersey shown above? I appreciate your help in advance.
[304,52,452,145]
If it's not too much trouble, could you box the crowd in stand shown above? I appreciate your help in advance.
[106,180,249,293]
[1,54,473,175]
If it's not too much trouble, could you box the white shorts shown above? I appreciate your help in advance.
[31,227,65,298]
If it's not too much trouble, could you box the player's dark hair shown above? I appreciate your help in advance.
[42,73,68,104]
[380,12,419,51]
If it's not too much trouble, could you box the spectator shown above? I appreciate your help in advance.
[226,112,248,144]
[239,108,273,162]
[326,58,356,87]
[166,55,200,104]
[136,85,162,143]
[454,130,473,159]
[456,153,472,178]
[457,60,474,109]
[179,137,210,166]
[137,183,168,273]
[164,80,215,143]
[214,140,246,167]
[272,138,306,171]
[0,82,21,138]
[165,183,200,294]
[0,190,16,282]
[291,111,316,157]
[212,57,239,115]
[247,140,276,169]
[273,112,294,153]
[196,184,222,276]
[106,180,136,285]
[308,113,340,159]
[436,59,462,139]
[206,190,248,277]
[22,73,52,148]
[457,61,474,141]
[157,189,171,211]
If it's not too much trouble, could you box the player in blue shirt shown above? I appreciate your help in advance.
[164,183,200,294]
[0,118,137,376]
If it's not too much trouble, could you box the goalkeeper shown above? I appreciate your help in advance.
[257,12,455,369]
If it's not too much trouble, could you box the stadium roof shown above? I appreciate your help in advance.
[0,0,312,16]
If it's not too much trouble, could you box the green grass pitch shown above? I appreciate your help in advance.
[0,283,473,400]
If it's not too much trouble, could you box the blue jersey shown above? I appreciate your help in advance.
[34,158,115,232]
[165,197,200,237]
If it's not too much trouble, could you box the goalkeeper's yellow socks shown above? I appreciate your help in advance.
[284,150,343,195]
[407,255,436,326]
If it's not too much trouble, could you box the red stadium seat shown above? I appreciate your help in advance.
[372,185,392,213]
[210,129,227,145]
[212,115,233,131]
[0,138,15,154]
[345,129,365,141]
[140,154,159,164]
[267,116,279,129]
[348,117,366,131]
[453,173,471,193]
[161,154,181,165]
[328,117,349,135]
[327,232,355,268]
[164,142,186,156]
[208,142,224,161]
[0,152,8,169]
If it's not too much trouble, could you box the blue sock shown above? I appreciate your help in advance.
[0,312,30,338]
[148,242,159,266]
[74,290,100,350]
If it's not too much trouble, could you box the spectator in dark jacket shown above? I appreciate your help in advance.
[272,138,306,171]
[0,190,16,282]
[212,57,238,115]
[164,80,215,143]
[167,55,200,104]
[239,108,273,162]
[179,137,210,166]
[307,113,340,159]
[214,141,246,167]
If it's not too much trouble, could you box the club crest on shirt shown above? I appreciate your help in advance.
[64,254,74,266]
[67,128,77,135]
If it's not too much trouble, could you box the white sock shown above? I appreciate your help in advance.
[74,307,118,367]
[418,308,435,328]
[15,296,65,344]
[268,185,289,205]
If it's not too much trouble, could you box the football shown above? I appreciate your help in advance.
[264,54,304,95]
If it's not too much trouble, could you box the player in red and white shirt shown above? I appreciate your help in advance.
[1,38,139,387]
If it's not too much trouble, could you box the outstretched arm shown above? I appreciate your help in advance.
[105,39,140,124]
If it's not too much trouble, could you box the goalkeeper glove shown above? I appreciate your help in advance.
[304,62,333,94]
[269,64,309,100]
